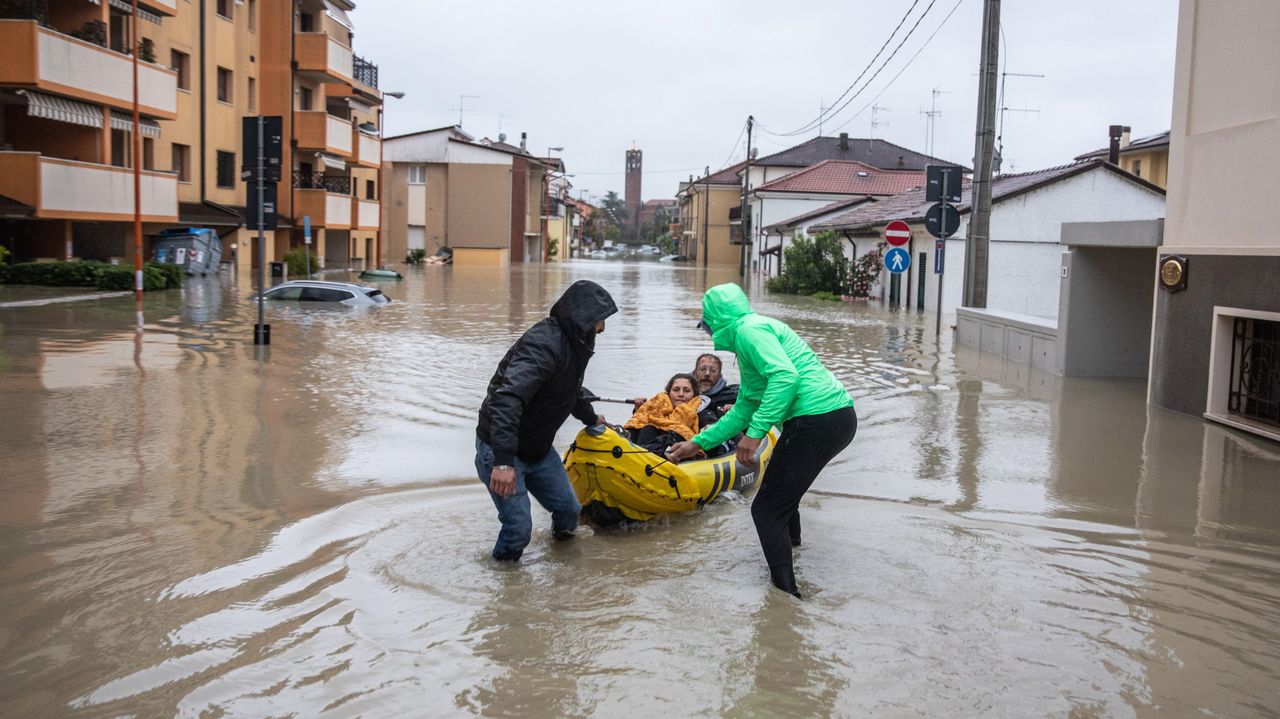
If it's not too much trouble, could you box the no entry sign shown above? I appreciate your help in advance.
[884,220,911,247]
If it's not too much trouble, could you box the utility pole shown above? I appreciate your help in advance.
[738,115,753,279]
[964,0,1000,309]
[702,165,710,267]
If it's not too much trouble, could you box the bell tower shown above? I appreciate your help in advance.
[624,145,642,232]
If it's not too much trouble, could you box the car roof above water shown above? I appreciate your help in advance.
[273,280,379,293]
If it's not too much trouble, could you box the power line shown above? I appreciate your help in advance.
[830,0,967,135]
[571,166,706,176]
[717,119,750,172]
[763,0,924,137]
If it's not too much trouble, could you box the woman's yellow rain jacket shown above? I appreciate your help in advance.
[623,392,700,440]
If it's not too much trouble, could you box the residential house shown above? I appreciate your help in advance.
[382,126,549,265]
[741,132,960,267]
[751,159,925,276]
[811,159,1166,340]
[674,161,745,265]
[1074,126,1170,188]
[1149,0,1280,441]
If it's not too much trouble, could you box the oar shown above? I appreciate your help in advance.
[586,395,641,405]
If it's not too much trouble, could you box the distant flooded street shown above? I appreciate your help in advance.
[2,261,1279,717]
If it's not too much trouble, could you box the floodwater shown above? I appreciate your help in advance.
[2,261,1279,718]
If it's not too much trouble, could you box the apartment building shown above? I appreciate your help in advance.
[0,0,383,271]
[0,0,179,262]
[383,127,550,266]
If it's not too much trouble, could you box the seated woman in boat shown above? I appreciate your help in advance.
[623,373,702,454]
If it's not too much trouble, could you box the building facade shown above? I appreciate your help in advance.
[1149,0,1280,442]
[382,126,549,266]
[674,161,744,266]
[0,0,384,272]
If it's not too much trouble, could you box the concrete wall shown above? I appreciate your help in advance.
[1058,247,1156,377]
[1164,0,1280,256]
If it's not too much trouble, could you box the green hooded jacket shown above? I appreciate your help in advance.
[691,283,853,450]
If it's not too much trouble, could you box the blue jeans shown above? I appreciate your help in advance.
[475,438,581,560]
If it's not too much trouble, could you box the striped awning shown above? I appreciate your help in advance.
[104,0,164,24]
[316,153,347,171]
[110,111,162,138]
[18,90,103,129]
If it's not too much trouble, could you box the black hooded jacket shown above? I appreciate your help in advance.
[477,280,618,466]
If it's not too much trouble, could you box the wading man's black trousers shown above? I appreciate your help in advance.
[750,406,857,598]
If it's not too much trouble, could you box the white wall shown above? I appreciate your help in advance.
[921,167,1166,320]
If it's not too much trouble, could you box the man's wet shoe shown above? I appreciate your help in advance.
[492,550,522,562]
[552,529,576,541]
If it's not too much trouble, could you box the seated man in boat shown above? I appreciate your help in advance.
[623,373,702,454]
[692,353,741,456]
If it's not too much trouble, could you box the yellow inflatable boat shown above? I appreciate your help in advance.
[565,425,778,525]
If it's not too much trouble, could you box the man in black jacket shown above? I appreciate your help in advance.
[692,352,741,456]
[475,279,618,561]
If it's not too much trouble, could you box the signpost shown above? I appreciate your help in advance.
[303,215,312,276]
[925,164,963,337]
[243,115,283,346]
[884,247,911,274]
[884,219,911,247]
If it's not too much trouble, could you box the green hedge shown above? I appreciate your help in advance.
[283,247,318,277]
[4,260,181,292]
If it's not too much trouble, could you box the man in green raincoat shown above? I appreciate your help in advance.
[666,283,857,598]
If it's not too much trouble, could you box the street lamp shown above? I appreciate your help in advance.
[370,90,405,274]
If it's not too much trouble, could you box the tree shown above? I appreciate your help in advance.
[766,231,849,296]
[601,191,628,225]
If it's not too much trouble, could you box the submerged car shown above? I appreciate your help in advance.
[253,280,390,306]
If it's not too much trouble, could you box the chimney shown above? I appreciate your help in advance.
[1120,126,1132,149]
[520,132,527,151]
[839,132,849,151]
[1107,125,1124,164]
[897,155,905,169]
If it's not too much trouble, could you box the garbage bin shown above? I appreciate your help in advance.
[269,261,286,282]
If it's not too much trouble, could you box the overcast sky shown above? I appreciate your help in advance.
[357,0,1178,203]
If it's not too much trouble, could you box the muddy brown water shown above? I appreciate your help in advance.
[1,261,1279,717]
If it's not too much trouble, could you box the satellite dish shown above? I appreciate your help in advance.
[498,132,507,142]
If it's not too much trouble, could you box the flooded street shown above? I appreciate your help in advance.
[2,261,1280,717]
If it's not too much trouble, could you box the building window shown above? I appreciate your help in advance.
[1132,159,1142,178]
[299,86,313,111]
[143,138,155,171]
[247,0,256,31]
[247,77,256,112]
[1229,317,1280,428]
[217,67,232,103]
[110,129,129,168]
[299,12,314,32]
[407,165,426,184]
[216,151,235,188]
[216,0,231,20]
[173,143,190,182]
[170,50,190,91]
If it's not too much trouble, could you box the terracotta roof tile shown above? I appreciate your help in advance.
[757,160,925,196]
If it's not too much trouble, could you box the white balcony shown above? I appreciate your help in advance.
[354,199,379,229]
[0,21,177,118]
[353,132,380,167]
[0,152,177,221]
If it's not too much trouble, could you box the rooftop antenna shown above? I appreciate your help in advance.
[992,23,1042,174]
[817,98,828,137]
[497,113,511,134]
[869,104,890,153]
[449,94,479,127]
[918,87,950,159]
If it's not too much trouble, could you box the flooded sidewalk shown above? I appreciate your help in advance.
[1,261,1279,716]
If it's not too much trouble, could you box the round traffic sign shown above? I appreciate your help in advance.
[883,247,911,274]
[925,203,960,239]
[884,219,911,247]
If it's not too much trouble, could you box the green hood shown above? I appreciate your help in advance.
[701,283,753,351]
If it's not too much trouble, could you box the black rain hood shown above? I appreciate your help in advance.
[549,280,618,348]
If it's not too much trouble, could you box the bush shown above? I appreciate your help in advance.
[283,246,318,277]
[6,260,111,287]
[849,244,885,298]
[95,264,167,291]
[405,248,427,264]
[147,261,183,289]
[766,231,848,296]
[811,291,843,302]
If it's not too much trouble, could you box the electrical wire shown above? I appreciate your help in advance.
[830,0,967,135]
[717,119,749,172]
[761,0,924,138]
